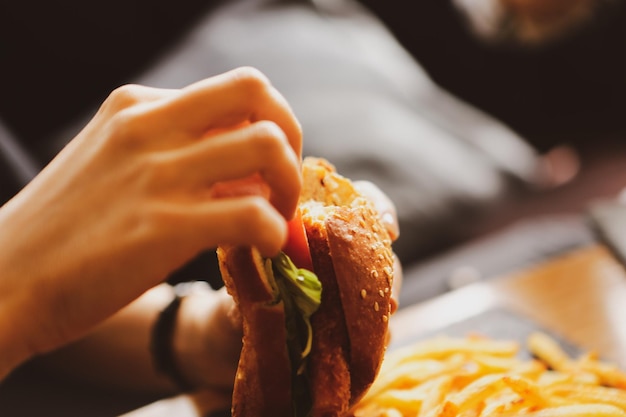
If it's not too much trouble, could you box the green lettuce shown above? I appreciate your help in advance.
[264,252,322,417]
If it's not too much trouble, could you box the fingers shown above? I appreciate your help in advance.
[155,121,301,219]
[154,67,303,159]
[98,84,179,116]
[353,180,399,241]
[162,196,289,258]
[92,70,303,266]
[201,197,288,257]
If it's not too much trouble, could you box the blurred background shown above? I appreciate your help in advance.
[1,0,625,300]
[1,1,626,415]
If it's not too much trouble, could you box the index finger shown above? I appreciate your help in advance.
[156,67,303,159]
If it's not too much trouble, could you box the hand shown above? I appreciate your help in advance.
[0,67,302,378]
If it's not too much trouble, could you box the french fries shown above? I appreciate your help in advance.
[352,332,626,417]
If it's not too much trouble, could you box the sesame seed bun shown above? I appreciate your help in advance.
[218,157,394,416]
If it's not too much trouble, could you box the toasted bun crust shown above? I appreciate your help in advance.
[305,214,352,416]
[217,246,293,417]
[300,157,394,410]
[218,157,394,417]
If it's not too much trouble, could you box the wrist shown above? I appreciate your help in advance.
[171,282,214,390]
[0,210,34,381]
[0,209,41,379]
[150,282,202,392]
[173,284,242,393]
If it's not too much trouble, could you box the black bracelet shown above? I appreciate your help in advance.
[150,288,194,392]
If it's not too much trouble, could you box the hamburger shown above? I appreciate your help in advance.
[217,157,396,417]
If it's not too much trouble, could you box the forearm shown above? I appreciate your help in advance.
[0,201,48,380]
[0,298,32,381]
[33,281,241,396]
[0,68,302,385]
[34,283,178,394]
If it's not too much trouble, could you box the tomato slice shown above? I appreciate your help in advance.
[283,208,314,271]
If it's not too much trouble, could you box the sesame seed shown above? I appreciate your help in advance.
[378,290,384,297]
[374,302,380,312]
[360,289,367,299]
[382,314,388,323]
[371,269,379,279]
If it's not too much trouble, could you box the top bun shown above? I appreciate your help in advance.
[300,157,394,411]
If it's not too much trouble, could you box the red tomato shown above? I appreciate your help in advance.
[283,209,314,271]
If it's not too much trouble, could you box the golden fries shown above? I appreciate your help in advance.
[352,332,626,417]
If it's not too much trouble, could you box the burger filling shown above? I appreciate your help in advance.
[265,252,322,417]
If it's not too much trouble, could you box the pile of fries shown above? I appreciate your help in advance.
[353,332,626,417]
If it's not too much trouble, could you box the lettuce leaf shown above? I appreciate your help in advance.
[265,252,322,417]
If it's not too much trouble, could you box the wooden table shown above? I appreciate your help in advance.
[122,243,626,417]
